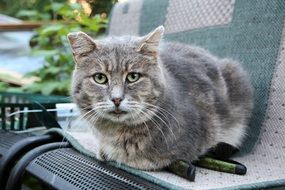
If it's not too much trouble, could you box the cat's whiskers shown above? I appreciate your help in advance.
[129,101,176,125]
[89,110,105,125]
[88,103,115,124]
[128,101,171,125]
[130,108,159,154]
[77,104,96,113]
[136,108,170,150]
[84,105,109,125]
[72,106,97,126]
[141,102,181,128]
[84,110,99,124]
[94,102,111,106]
[143,107,177,142]
[88,105,113,123]
[75,104,109,126]
[129,110,136,123]
[77,102,109,113]
[131,108,152,141]
[129,103,177,143]
[127,103,151,123]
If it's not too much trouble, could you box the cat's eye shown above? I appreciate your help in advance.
[126,73,140,83]
[93,73,108,84]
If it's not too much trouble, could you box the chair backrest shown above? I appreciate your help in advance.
[108,0,285,154]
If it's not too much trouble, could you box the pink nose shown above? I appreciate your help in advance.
[112,98,122,107]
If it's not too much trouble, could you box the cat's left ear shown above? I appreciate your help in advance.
[136,25,164,56]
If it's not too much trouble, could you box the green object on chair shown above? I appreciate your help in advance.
[194,157,247,175]
[168,160,196,182]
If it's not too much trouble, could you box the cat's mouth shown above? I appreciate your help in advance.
[110,109,127,115]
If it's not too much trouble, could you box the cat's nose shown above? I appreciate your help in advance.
[112,98,123,107]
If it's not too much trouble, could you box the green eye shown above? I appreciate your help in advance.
[93,73,108,84]
[127,73,140,83]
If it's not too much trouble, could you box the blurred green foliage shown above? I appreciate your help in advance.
[0,0,115,18]
[0,1,115,95]
[87,0,117,16]
[19,2,108,95]
[0,0,54,16]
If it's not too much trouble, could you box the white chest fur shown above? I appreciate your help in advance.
[92,127,168,170]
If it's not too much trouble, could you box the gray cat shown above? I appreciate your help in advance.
[67,26,253,170]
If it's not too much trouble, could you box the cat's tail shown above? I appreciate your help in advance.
[219,59,254,147]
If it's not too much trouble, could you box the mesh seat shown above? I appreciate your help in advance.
[14,147,164,190]
[0,130,62,189]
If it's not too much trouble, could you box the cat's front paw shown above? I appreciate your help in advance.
[96,149,108,162]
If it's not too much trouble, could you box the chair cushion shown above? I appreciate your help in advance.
[107,0,285,189]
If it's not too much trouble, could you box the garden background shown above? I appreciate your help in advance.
[0,0,118,95]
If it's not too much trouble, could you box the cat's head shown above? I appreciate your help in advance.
[68,26,166,126]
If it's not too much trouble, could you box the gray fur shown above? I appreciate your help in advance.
[68,26,253,170]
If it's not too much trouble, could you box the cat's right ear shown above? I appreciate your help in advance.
[135,26,164,56]
[67,32,97,60]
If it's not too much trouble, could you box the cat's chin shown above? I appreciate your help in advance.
[99,112,147,126]
[107,113,129,122]
[102,112,133,124]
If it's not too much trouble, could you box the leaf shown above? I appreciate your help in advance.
[16,10,39,18]
[40,13,51,21]
[22,83,43,93]
[0,81,9,91]
[41,24,65,35]
[41,81,61,95]
[57,79,71,91]
[36,36,50,47]
[70,3,82,10]
[6,87,24,93]
[46,67,60,74]
[31,50,58,56]
[50,2,65,12]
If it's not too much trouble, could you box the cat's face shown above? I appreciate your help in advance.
[68,26,165,125]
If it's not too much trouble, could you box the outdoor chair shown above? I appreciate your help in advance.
[0,0,285,189]
[106,1,285,189]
